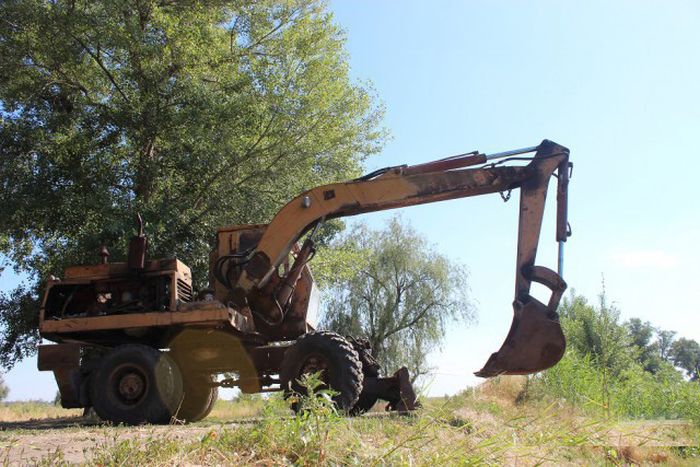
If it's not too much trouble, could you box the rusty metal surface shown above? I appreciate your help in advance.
[37,344,83,409]
[237,163,533,296]
[37,344,81,371]
[402,151,485,175]
[40,303,233,334]
[361,367,418,413]
[475,298,566,377]
[476,264,568,377]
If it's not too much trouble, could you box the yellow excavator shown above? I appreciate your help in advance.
[37,139,572,425]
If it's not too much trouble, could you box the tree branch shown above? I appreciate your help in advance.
[70,34,130,104]
[382,300,438,341]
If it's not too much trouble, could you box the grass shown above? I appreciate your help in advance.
[0,401,81,422]
[529,350,700,424]
[207,394,267,421]
[2,376,698,466]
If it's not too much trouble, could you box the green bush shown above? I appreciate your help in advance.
[535,290,700,425]
[532,350,700,424]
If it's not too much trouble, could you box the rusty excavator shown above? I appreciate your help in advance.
[38,139,572,425]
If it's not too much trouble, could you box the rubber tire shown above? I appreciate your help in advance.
[90,344,183,425]
[201,386,218,420]
[177,376,218,423]
[348,338,380,416]
[280,331,363,413]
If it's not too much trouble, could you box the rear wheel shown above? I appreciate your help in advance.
[347,337,380,416]
[90,344,183,425]
[280,331,363,412]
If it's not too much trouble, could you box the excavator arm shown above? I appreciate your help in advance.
[230,139,572,377]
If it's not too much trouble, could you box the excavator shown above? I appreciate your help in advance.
[37,139,572,425]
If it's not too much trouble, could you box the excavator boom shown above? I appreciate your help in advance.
[231,139,572,376]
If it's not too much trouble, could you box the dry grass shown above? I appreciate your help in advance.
[0,401,82,422]
[207,395,266,421]
[1,379,698,466]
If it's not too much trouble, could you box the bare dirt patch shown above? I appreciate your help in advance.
[1,416,218,465]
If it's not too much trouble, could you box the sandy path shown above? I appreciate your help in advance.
[0,417,222,465]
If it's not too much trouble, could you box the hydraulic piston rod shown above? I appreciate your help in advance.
[484,145,539,161]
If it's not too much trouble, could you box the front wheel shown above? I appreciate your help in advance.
[177,375,218,423]
[90,344,183,425]
[280,331,363,412]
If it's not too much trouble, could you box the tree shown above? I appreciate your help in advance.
[558,290,642,416]
[0,374,8,401]
[670,338,700,381]
[0,0,385,368]
[626,318,654,350]
[657,329,676,361]
[558,291,636,376]
[321,217,475,383]
[625,318,663,373]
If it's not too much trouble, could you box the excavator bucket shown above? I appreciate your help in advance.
[474,298,565,377]
[474,141,572,378]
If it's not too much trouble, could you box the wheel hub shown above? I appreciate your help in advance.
[118,372,146,402]
[300,355,329,381]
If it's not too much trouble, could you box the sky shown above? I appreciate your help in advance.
[3,0,700,400]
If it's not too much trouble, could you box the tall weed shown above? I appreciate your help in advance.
[532,350,700,424]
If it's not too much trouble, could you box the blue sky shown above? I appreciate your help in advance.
[327,0,700,394]
[3,1,700,400]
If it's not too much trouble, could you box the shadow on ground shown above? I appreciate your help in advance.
[0,416,102,431]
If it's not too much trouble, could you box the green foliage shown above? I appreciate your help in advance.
[320,216,475,382]
[310,232,370,288]
[0,373,7,401]
[624,317,664,373]
[657,329,677,360]
[670,337,700,381]
[558,291,636,377]
[0,0,386,368]
[203,373,346,465]
[534,350,700,424]
[534,290,700,425]
[612,362,700,421]
[281,373,342,463]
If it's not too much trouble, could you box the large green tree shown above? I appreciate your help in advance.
[0,0,385,368]
[656,329,676,361]
[321,217,475,383]
[625,317,664,374]
[670,338,700,381]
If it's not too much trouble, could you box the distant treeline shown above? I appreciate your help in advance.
[530,291,700,423]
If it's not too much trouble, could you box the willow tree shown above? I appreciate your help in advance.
[0,0,385,368]
[321,218,475,382]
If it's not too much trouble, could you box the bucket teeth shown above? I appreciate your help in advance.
[475,298,566,378]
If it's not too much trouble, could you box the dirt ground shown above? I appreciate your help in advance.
[2,390,699,467]
[0,416,228,464]
[2,414,698,466]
